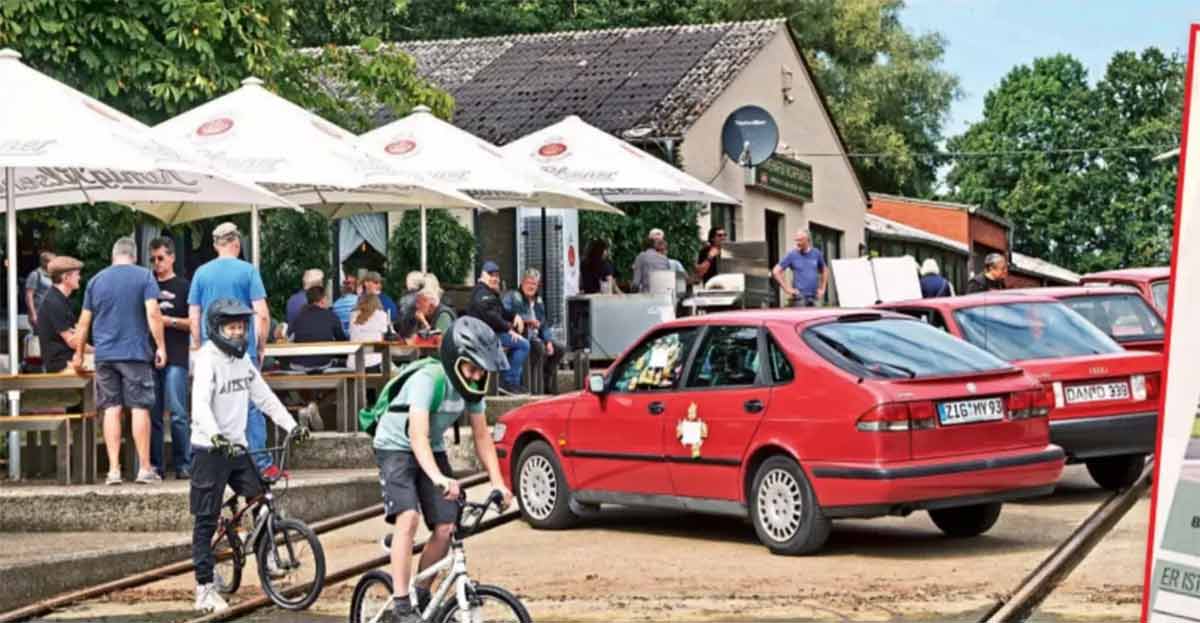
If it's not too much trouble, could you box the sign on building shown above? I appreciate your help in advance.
[750,155,813,203]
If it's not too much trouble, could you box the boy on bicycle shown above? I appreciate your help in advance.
[190,299,309,613]
[375,316,513,622]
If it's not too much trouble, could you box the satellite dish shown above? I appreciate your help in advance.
[721,105,779,167]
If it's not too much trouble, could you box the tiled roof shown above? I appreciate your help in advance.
[378,20,784,144]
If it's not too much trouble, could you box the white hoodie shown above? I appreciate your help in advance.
[190,341,296,449]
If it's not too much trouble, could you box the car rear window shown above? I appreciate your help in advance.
[802,318,1012,380]
[1061,294,1164,342]
[954,302,1124,361]
[1152,280,1170,314]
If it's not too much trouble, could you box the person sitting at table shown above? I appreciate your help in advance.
[286,286,349,370]
[36,255,87,373]
[331,274,359,333]
[286,269,323,326]
[504,268,565,394]
[396,287,441,342]
[349,293,390,372]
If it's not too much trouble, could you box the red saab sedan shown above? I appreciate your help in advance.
[493,309,1064,555]
[878,294,1161,490]
[1080,267,1171,317]
[1007,286,1166,352]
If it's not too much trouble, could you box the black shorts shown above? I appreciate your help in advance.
[95,361,156,410]
[375,449,458,530]
[190,448,264,517]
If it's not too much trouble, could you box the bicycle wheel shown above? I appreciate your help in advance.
[348,569,393,623]
[256,517,326,610]
[212,522,244,595]
[435,584,531,623]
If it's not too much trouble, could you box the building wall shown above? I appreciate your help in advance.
[970,215,1009,254]
[680,27,867,265]
[869,197,969,245]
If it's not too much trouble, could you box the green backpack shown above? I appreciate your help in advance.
[359,358,447,438]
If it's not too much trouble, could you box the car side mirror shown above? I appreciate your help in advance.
[588,373,607,395]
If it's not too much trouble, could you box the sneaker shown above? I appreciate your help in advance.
[135,469,163,485]
[379,533,393,553]
[105,470,122,486]
[415,586,432,613]
[176,469,191,480]
[194,583,230,613]
[393,601,421,623]
[498,382,528,396]
[260,464,288,481]
[265,551,288,579]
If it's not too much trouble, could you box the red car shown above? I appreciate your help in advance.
[1006,286,1166,352]
[1080,267,1171,317]
[493,309,1064,555]
[877,294,1161,490]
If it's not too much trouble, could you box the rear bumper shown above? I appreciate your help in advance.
[808,445,1065,513]
[1049,411,1157,461]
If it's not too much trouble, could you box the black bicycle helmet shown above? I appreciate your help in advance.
[439,316,508,403]
[206,298,254,359]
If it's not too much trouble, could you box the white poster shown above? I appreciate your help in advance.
[830,257,878,307]
[831,256,921,307]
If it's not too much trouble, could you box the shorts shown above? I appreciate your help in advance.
[375,449,457,530]
[95,361,156,410]
[189,448,264,517]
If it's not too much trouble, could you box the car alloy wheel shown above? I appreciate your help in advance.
[519,454,559,521]
[756,468,804,542]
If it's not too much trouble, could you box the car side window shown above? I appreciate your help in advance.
[686,326,762,388]
[766,334,794,384]
[611,328,699,393]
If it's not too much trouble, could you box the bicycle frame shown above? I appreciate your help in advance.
[411,538,472,622]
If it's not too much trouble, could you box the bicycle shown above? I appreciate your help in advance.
[348,489,531,623]
[211,428,327,610]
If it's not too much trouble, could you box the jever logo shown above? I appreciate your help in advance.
[538,142,568,158]
[385,139,417,155]
[196,118,234,137]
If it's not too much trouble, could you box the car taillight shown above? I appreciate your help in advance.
[1010,388,1051,420]
[857,402,935,432]
[1031,386,1053,417]
[1139,373,1161,402]
[1131,374,1146,401]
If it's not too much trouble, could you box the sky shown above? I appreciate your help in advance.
[900,0,1200,138]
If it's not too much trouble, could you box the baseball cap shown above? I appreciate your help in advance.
[482,260,500,274]
[212,222,241,242]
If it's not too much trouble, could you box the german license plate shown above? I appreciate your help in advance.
[1064,381,1130,404]
[938,397,1006,425]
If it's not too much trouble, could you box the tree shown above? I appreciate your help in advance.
[386,209,477,290]
[260,210,335,317]
[945,50,1182,273]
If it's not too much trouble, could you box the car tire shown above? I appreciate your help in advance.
[929,502,1003,538]
[1086,453,1146,491]
[515,441,578,530]
[749,456,831,555]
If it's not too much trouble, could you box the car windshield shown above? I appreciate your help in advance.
[1061,294,1164,342]
[954,302,1124,361]
[803,318,1011,380]
[1152,280,1170,314]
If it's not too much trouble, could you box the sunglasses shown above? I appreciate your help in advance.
[150,254,171,263]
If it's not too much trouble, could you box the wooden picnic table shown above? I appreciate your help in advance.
[0,372,97,484]
[263,341,369,431]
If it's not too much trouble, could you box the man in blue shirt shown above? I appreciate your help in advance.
[71,237,167,486]
[286,268,324,326]
[362,271,399,325]
[772,229,828,307]
[331,274,360,333]
[187,222,278,477]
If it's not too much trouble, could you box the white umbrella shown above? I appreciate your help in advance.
[358,105,620,272]
[151,78,486,266]
[502,115,738,204]
[0,49,296,477]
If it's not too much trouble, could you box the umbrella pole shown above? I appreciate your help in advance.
[5,166,20,480]
[251,205,261,268]
[420,205,427,274]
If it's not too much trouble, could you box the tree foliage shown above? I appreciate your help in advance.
[579,203,703,289]
[946,50,1182,273]
[386,209,477,289]
[260,210,334,316]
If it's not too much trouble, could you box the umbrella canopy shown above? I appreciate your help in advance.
[152,78,484,220]
[502,115,738,205]
[359,106,620,214]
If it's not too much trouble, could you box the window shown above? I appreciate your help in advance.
[687,326,762,388]
[1061,294,1164,342]
[809,223,842,305]
[710,204,737,241]
[612,328,700,393]
[803,317,1012,379]
[888,308,950,332]
[953,302,1124,361]
[1151,280,1170,315]
[767,334,794,384]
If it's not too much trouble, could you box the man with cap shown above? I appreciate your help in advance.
[466,261,528,395]
[36,255,85,373]
[362,271,400,324]
[187,222,279,478]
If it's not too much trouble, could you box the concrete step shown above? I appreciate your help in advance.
[0,469,379,533]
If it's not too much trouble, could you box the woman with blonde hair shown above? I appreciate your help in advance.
[350,293,390,370]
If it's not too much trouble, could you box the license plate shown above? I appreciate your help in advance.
[937,397,1006,426]
[1064,381,1130,404]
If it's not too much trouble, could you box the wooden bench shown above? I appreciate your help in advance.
[0,413,96,484]
[262,372,364,433]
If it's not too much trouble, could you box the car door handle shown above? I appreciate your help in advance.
[648,401,665,415]
[744,399,765,413]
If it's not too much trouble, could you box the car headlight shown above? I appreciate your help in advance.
[491,422,507,443]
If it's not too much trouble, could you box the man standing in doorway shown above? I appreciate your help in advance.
[72,237,167,485]
[966,253,1009,293]
[772,229,828,307]
[695,227,726,285]
[188,222,278,478]
[149,237,192,479]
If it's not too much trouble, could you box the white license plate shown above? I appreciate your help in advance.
[938,397,1006,425]
[1064,381,1130,404]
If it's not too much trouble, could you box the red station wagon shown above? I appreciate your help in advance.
[878,294,1161,490]
[1006,286,1166,352]
[1080,267,1171,317]
[493,309,1064,555]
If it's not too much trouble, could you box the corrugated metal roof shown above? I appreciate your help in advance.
[1011,252,1080,284]
[865,213,969,255]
